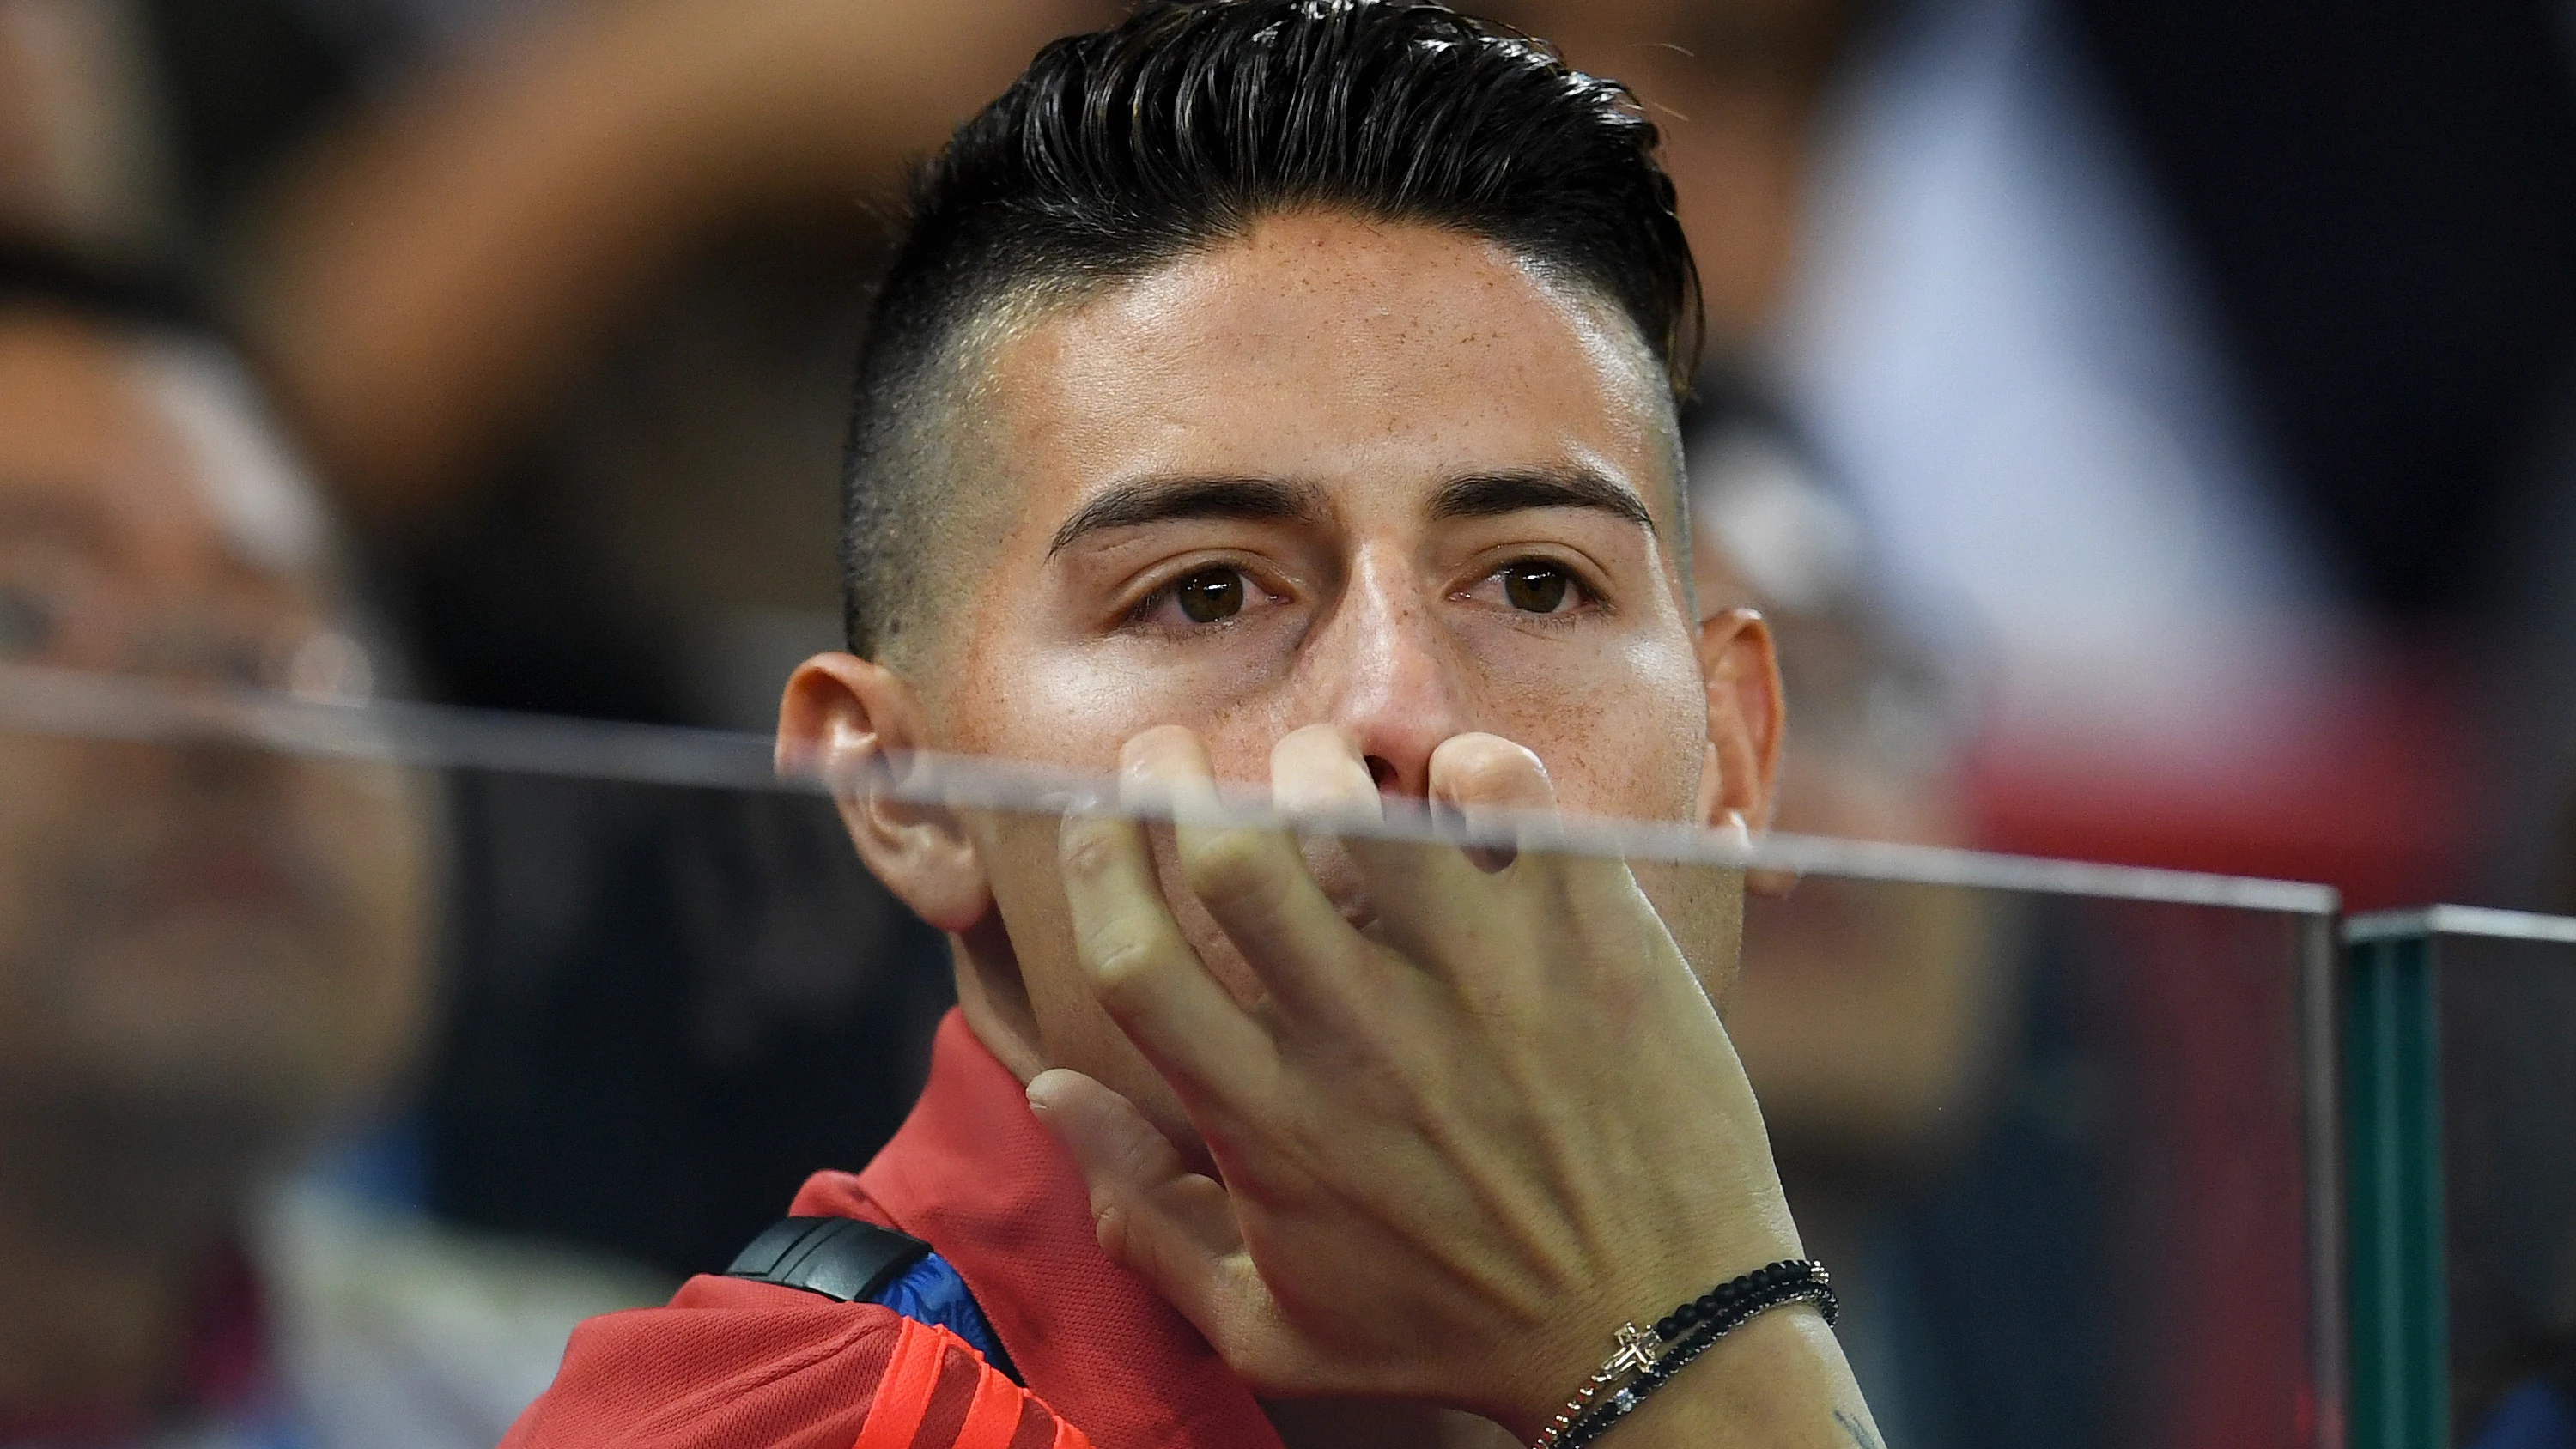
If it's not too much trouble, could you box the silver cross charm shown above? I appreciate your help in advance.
[1607,1322,1660,1377]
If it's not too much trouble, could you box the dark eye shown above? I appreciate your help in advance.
[1499,562,1571,614]
[0,588,56,658]
[1173,567,1247,624]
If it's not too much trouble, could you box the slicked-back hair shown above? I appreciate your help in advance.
[841,0,1702,660]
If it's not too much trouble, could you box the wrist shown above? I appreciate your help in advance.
[1507,1259,1838,1447]
[1603,1305,1857,1445]
[1508,1222,1802,1433]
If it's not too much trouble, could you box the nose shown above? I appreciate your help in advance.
[1301,548,1463,797]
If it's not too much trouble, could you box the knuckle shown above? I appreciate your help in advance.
[1182,828,1275,906]
[1218,1325,1325,1398]
[1060,818,1122,880]
[1087,937,1166,1013]
[1090,1197,1134,1262]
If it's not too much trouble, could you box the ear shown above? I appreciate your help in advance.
[777,652,990,932]
[1692,607,1784,834]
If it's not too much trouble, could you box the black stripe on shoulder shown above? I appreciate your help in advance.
[722,1216,933,1305]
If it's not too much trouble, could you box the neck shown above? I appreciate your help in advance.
[0,1116,245,1420]
[950,912,1050,1084]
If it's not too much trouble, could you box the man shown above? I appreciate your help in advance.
[509,3,1884,1446]
[0,244,663,1447]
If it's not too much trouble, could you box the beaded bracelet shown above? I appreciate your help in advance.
[1528,1259,1837,1449]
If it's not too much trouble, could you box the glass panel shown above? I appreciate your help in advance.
[1732,876,2333,1449]
[2398,912,2576,1449]
[2346,920,2445,1449]
[0,666,2339,1449]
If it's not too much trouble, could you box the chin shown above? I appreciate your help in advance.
[49,918,412,1118]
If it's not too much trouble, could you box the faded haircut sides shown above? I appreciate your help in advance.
[839,0,1702,661]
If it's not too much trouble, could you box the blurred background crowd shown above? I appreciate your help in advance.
[2,0,2573,1445]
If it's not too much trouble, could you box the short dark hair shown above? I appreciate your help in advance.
[840,0,1701,659]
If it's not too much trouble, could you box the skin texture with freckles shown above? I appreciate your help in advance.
[782,211,1781,1159]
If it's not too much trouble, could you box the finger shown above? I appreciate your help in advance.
[1029,1069,1328,1397]
[1026,1068,1260,1337]
[1432,731,1649,907]
[1351,734,1649,984]
[1427,731,1554,872]
[1060,803,1277,1111]
[1334,733,1539,967]
[1268,724,1380,818]
[1426,731,1555,813]
[1126,728,1368,1023]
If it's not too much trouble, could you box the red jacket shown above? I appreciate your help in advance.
[501,1011,1285,1449]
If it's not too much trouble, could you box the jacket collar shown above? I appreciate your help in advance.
[847,1009,1284,1449]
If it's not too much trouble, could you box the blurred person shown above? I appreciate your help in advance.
[243,0,1119,537]
[0,240,663,1449]
[227,0,1121,733]
[143,0,1133,1276]
[506,5,1887,1448]
[1686,382,1999,1171]
[1684,381,2025,1445]
[0,0,169,252]
[10,0,1054,1276]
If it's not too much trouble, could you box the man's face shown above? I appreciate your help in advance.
[932,213,1706,792]
[0,308,430,1178]
[853,213,1749,1125]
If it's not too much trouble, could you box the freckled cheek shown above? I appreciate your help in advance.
[944,631,1307,776]
[1463,638,1706,818]
[937,639,1163,768]
[948,604,1309,761]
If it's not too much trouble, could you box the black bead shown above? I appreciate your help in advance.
[1676,1301,1699,1327]
[1656,1316,1678,1340]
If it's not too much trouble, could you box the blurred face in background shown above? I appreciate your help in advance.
[0,306,430,1197]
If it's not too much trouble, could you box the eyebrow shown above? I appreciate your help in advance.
[1048,476,1326,555]
[1428,467,1656,532]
